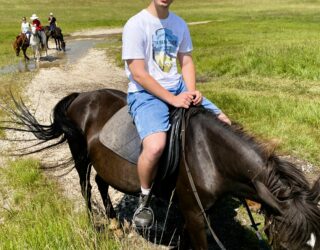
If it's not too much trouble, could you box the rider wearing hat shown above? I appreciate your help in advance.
[48,12,57,34]
[30,14,44,44]
[30,14,42,31]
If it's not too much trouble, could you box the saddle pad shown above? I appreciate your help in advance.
[99,106,141,164]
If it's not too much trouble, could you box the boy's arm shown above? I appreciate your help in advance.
[127,59,195,109]
[178,52,232,124]
[178,52,202,105]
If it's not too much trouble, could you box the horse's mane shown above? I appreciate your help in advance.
[186,106,320,246]
[14,33,27,47]
[186,106,269,158]
[264,156,320,245]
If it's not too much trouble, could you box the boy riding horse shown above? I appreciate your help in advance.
[122,0,231,228]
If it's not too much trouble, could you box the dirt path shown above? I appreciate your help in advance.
[23,33,127,208]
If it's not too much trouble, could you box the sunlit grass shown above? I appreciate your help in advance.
[0,159,119,249]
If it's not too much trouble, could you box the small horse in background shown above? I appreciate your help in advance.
[30,26,47,61]
[13,33,29,60]
[44,26,66,51]
[2,89,320,250]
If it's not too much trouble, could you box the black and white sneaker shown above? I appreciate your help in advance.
[132,194,154,229]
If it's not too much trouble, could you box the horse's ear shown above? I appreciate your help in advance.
[311,177,320,203]
[254,180,283,215]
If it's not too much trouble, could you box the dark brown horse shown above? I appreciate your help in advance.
[2,89,320,250]
[13,33,29,60]
[44,26,66,51]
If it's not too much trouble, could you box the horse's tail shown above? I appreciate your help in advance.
[51,92,80,139]
[1,92,80,155]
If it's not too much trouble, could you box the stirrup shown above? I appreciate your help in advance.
[133,206,154,229]
[132,194,154,229]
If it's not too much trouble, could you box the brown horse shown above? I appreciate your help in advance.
[2,89,320,250]
[13,33,29,60]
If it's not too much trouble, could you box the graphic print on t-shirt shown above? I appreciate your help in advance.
[152,28,178,73]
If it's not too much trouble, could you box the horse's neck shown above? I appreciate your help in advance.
[17,35,25,45]
[30,37,38,46]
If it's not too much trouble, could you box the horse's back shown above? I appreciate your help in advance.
[67,89,127,133]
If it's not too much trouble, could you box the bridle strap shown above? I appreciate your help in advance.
[181,109,226,250]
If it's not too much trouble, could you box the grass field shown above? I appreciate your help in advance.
[0,159,118,249]
[1,0,320,249]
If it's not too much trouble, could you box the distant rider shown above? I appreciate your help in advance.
[48,12,57,35]
[21,16,31,41]
[30,14,44,44]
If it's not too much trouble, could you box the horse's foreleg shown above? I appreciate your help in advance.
[95,174,116,218]
[55,38,59,50]
[33,48,40,62]
[176,176,210,250]
[179,209,208,250]
[22,48,29,60]
[37,48,41,62]
[58,40,61,51]
[41,43,47,57]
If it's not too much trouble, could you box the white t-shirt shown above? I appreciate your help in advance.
[21,22,30,33]
[122,9,193,93]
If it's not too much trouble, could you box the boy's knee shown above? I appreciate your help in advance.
[143,140,166,159]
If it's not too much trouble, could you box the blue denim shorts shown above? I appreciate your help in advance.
[127,80,221,140]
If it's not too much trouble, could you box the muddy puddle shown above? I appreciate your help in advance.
[0,38,106,75]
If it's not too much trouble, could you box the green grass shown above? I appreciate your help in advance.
[199,77,320,161]
[0,159,118,249]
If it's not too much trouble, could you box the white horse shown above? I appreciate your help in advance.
[30,26,47,62]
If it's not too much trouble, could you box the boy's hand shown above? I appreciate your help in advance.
[217,112,231,125]
[170,92,194,108]
[192,90,202,106]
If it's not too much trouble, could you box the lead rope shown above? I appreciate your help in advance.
[181,110,226,250]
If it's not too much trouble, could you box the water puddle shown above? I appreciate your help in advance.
[0,38,103,75]
[64,39,100,65]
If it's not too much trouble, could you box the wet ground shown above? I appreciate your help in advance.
[0,35,110,75]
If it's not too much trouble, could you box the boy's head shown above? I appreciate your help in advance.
[152,0,174,8]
